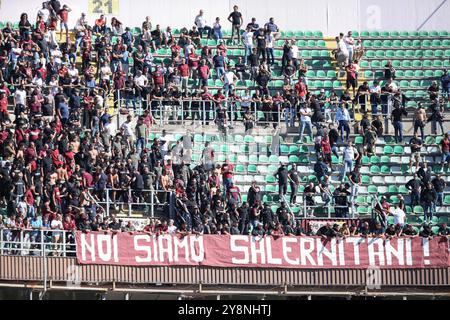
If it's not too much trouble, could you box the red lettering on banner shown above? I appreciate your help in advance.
[75,232,450,269]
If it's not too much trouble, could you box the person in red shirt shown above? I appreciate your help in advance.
[227,182,241,204]
[295,77,307,100]
[152,65,165,89]
[0,91,8,123]
[321,135,333,170]
[221,160,234,190]
[212,89,226,108]
[197,59,210,88]
[441,133,450,167]
[178,58,190,91]
[171,43,181,59]
[58,5,71,41]
[345,63,357,97]
[188,52,200,79]
[94,14,107,34]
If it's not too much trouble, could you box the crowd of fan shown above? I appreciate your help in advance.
[0,1,449,253]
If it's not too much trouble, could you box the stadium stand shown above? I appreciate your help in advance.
[0,1,449,251]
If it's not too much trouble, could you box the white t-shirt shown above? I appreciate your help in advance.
[38,8,50,23]
[344,36,355,50]
[121,121,134,137]
[224,71,235,85]
[195,15,207,28]
[290,45,299,59]
[168,225,177,234]
[265,34,274,49]
[391,207,406,225]
[243,32,254,46]
[51,220,63,230]
[343,146,355,161]
[338,39,349,56]
[100,66,112,81]
[104,122,116,136]
[300,107,311,121]
[369,85,381,94]
[15,89,26,105]
[68,68,79,82]
[134,75,148,87]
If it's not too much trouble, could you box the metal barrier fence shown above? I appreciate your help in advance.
[88,188,173,218]
[0,228,76,257]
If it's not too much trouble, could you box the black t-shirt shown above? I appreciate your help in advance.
[248,54,259,67]
[256,34,266,48]
[228,11,242,25]
[438,227,450,235]
[409,137,422,153]
[391,107,407,122]
[276,167,288,184]
[288,169,299,184]
[432,178,445,193]
[349,171,361,184]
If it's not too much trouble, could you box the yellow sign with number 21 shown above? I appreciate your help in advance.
[88,0,119,15]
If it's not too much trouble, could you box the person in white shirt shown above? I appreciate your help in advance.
[167,219,178,234]
[265,31,275,66]
[67,64,79,84]
[242,27,254,65]
[344,31,355,63]
[390,205,406,226]
[120,115,135,147]
[299,105,313,142]
[340,141,359,182]
[14,86,27,107]
[336,34,349,68]
[222,69,238,96]
[37,2,50,24]
[290,39,299,61]
[194,10,212,39]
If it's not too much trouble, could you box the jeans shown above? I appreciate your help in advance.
[213,28,223,40]
[215,67,225,80]
[411,191,420,207]
[422,203,434,222]
[198,26,212,38]
[371,103,379,116]
[244,44,253,64]
[231,24,241,44]
[437,192,444,206]
[442,151,450,164]
[136,137,145,155]
[299,120,313,142]
[331,145,339,158]
[393,121,403,143]
[266,48,275,65]
[347,47,354,63]
[284,107,296,127]
[340,160,353,182]
[338,120,350,142]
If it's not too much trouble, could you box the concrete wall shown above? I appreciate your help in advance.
[0,0,449,35]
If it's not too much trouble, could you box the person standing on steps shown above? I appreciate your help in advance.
[228,5,243,45]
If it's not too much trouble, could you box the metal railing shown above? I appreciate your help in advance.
[0,228,76,257]
[88,188,173,218]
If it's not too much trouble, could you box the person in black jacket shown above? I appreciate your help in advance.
[314,157,329,182]
[416,162,432,186]
[275,164,288,199]
[405,173,422,207]
[420,183,437,223]
[431,174,446,207]
[391,97,408,143]
[247,181,262,208]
